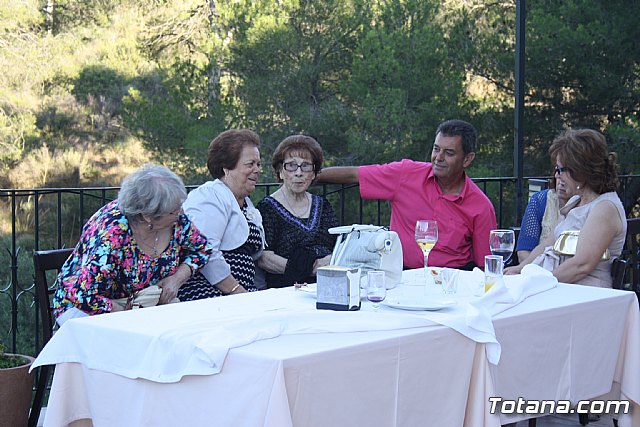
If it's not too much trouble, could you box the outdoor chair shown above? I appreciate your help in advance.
[611,257,627,290]
[608,218,640,305]
[29,248,73,427]
[622,218,640,306]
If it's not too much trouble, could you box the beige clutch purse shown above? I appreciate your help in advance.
[552,230,610,261]
[112,285,180,310]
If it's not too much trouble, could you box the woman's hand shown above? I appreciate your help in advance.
[312,255,332,275]
[157,264,192,304]
[257,250,287,274]
[504,264,523,275]
[156,275,182,304]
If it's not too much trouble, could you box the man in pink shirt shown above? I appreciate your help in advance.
[317,119,496,269]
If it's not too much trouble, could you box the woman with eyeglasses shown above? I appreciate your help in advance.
[179,129,266,300]
[53,164,212,324]
[506,129,627,287]
[256,135,338,288]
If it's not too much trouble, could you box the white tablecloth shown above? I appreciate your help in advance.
[490,283,640,426]
[33,265,557,380]
[38,271,640,427]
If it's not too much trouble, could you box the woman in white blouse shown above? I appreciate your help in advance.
[179,129,265,300]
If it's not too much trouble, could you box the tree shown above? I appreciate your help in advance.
[344,0,469,164]
[212,0,370,170]
[449,0,640,175]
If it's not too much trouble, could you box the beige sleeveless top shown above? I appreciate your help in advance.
[539,190,560,244]
[553,192,627,287]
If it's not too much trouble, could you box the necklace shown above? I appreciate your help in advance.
[281,190,310,218]
[578,189,598,206]
[133,224,160,257]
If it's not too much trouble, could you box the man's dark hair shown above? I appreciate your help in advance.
[435,120,477,155]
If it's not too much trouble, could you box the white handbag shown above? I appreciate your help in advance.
[329,224,403,288]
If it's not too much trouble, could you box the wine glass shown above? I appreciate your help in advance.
[489,229,515,266]
[367,271,386,311]
[415,220,438,281]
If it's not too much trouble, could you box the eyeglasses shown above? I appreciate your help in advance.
[554,166,570,175]
[283,161,315,172]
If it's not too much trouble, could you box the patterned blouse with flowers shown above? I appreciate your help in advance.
[53,200,212,318]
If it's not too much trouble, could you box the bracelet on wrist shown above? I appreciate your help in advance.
[229,284,241,294]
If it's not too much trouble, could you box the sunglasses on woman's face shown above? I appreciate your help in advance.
[554,165,570,175]
[283,161,315,172]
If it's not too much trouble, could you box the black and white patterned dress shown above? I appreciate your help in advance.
[178,206,262,301]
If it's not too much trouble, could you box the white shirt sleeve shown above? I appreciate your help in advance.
[183,180,247,285]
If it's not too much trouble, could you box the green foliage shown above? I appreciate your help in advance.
[220,0,367,159]
[0,106,39,168]
[344,0,467,164]
[606,119,640,175]
[0,0,43,33]
[1,0,638,190]
[453,0,640,175]
[73,66,129,105]
[0,343,30,368]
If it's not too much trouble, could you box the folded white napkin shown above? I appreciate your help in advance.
[465,264,557,364]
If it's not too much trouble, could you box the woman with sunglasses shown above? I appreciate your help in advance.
[257,135,338,288]
[506,129,626,287]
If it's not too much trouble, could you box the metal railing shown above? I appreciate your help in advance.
[2,175,639,356]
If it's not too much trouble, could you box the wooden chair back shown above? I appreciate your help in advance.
[29,248,73,427]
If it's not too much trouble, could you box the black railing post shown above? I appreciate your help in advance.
[9,191,19,352]
[57,191,63,248]
[514,0,526,225]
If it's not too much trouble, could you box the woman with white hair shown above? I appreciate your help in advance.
[53,164,212,324]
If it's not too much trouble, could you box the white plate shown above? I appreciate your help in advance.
[382,296,457,311]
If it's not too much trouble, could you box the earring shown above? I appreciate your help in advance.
[576,185,580,190]
[147,222,154,230]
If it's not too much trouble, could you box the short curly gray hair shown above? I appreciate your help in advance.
[118,164,187,220]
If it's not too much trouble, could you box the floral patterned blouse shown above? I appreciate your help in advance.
[53,200,212,317]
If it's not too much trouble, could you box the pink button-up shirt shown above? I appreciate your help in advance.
[359,160,496,269]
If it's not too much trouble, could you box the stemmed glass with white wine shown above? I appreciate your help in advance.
[415,220,438,282]
[489,229,515,267]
